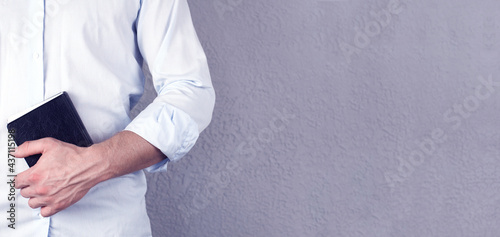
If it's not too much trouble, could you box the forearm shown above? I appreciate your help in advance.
[89,130,166,183]
[13,131,166,217]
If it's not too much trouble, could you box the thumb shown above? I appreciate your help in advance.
[12,139,49,158]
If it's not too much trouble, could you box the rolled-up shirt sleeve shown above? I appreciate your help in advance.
[125,0,215,172]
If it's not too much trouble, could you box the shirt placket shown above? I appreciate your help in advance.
[28,0,45,102]
[24,0,51,226]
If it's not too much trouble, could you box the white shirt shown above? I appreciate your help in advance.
[0,0,215,236]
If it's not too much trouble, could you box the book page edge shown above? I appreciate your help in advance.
[7,92,65,123]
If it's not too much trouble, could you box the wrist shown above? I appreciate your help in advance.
[84,143,115,184]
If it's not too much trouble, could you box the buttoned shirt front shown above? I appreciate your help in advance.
[0,0,215,236]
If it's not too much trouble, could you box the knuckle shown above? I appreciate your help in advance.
[20,140,30,151]
[43,196,54,205]
[42,137,57,147]
[50,203,63,214]
[28,173,40,183]
[19,189,29,198]
[55,203,63,211]
[35,186,48,196]
[14,176,23,188]
[41,207,52,217]
[28,198,38,208]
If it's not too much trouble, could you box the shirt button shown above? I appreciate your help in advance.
[33,52,40,59]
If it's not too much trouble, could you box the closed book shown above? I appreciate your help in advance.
[7,91,93,167]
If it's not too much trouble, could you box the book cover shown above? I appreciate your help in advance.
[7,92,93,167]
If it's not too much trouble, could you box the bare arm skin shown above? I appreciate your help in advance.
[13,131,165,217]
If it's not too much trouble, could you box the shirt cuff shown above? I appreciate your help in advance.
[124,101,199,173]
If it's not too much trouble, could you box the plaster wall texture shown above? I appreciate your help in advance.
[130,0,500,236]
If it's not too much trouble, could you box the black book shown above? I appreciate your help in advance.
[7,92,93,167]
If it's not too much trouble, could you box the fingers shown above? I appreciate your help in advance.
[19,185,59,217]
[40,206,56,217]
[10,138,87,217]
[19,186,35,198]
[19,184,50,197]
[27,196,49,209]
[28,197,59,218]
[12,138,58,158]
[21,186,57,216]
[14,170,31,189]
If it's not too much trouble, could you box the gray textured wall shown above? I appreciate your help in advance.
[131,0,500,236]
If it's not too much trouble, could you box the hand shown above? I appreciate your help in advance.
[11,131,166,217]
[12,138,107,217]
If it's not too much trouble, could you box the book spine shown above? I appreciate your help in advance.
[62,92,93,147]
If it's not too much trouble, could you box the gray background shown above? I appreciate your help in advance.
[131,0,500,236]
